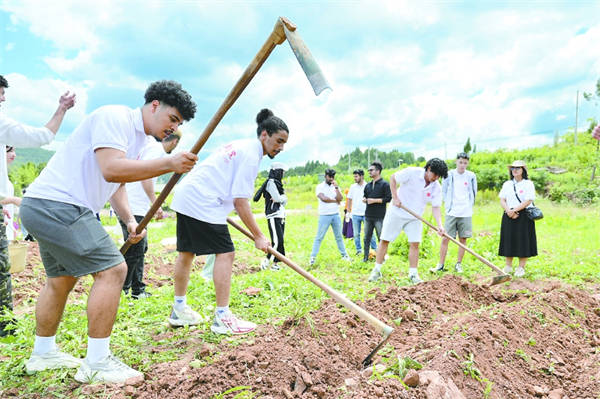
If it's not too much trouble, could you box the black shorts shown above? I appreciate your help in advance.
[176,213,235,255]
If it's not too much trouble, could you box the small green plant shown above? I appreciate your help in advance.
[527,337,537,346]
[462,353,482,379]
[515,349,531,363]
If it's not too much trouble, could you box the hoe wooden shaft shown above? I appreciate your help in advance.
[397,203,505,275]
[227,217,394,339]
[121,18,296,255]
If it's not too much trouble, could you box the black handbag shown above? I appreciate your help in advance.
[513,183,543,221]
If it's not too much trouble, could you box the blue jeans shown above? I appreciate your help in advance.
[352,215,377,253]
[311,214,348,258]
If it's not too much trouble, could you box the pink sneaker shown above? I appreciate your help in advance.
[210,312,257,335]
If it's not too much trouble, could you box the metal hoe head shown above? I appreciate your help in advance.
[281,19,331,96]
[488,274,511,287]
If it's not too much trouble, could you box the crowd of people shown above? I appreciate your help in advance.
[0,72,598,385]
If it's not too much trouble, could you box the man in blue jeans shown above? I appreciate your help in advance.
[309,169,350,265]
[362,162,392,262]
[347,169,377,256]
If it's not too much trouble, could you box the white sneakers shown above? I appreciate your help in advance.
[211,311,256,335]
[514,267,525,277]
[409,274,423,284]
[368,268,382,282]
[504,266,525,277]
[25,350,82,375]
[168,305,202,327]
[74,354,142,384]
[26,351,142,385]
[260,258,281,271]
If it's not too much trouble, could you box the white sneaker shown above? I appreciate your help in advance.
[260,258,271,270]
[25,350,82,374]
[504,266,513,274]
[368,268,382,282]
[168,305,202,327]
[74,354,143,384]
[429,264,445,273]
[514,267,525,277]
[309,257,316,266]
[409,274,423,284]
[270,263,281,271]
[210,312,257,335]
[342,255,352,262]
[454,263,463,273]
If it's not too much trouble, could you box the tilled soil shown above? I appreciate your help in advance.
[8,242,600,398]
[108,276,599,399]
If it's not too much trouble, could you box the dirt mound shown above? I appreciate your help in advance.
[100,275,600,399]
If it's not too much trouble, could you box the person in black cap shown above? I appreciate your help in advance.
[254,162,288,271]
[309,168,350,265]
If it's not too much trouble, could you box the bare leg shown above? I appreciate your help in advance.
[518,257,527,269]
[439,236,450,265]
[87,263,127,338]
[174,251,195,296]
[375,240,389,264]
[35,276,78,336]
[213,252,235,307]
[505,257,513,268]
[457,237,467,263]
[408,242,419,271]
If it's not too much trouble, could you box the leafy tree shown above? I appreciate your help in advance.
[463,137,472,154]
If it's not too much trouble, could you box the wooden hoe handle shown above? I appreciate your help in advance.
[227,217,394,339]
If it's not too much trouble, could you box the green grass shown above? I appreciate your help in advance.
[1,193,599,397]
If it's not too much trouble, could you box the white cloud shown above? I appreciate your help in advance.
[4,43,14,51]
[1,73,89,136]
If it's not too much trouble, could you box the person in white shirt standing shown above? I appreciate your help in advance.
[254,162,288,271]
[498,160,537,277]
[369,158,448,283]
[309,168,351,266]
[120,130,182,299]
[347,169,377,256]
[0,74,75,338]
[431,152,477,274]
[20,80,198,384]
[168,108,288,335]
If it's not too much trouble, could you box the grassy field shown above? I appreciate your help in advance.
[1,193,599,397]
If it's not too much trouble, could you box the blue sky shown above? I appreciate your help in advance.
[1,0,599,168]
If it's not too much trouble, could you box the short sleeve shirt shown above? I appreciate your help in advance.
[498,179,535,209]
[25,106,147,213]
[347,182,367,216]
[315,181,340,215]
[389,167,442,219]
[171,139,264,224]
[126,138,166,216]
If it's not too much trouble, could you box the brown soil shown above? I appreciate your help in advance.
[8,242,600,398]
[107,276,599,399]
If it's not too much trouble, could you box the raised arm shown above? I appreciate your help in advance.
[44,91,76,134]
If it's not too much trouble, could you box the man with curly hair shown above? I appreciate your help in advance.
[21,80,198,384]
[0,74,76,338]
[368,158,448,284]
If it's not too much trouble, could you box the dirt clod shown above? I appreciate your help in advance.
[403,369,419,387]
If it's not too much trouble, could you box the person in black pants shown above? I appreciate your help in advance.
[254,162,288,271]
[362,161,391,262]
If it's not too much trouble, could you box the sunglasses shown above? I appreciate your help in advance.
[510,167,522,171]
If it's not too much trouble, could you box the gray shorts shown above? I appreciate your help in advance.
[20,197,124,278]
[444,215,472,238]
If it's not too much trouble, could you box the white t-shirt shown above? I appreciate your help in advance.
[0,113,55,199]
[126,137,165,216]
[315,181,340,215]
[389,167,442,219]
[448,171,472,217]
[26,106,147,213]
[347,182,367,216]
[171,139,263,224]
[498,179,536,209]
